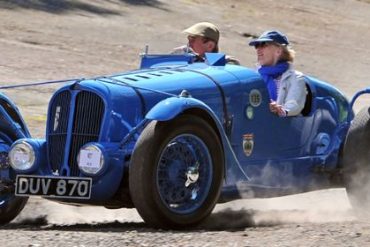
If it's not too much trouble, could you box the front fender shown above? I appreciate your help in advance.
[145,96,250,183]
[145,96,210,121]
[0,93,30,139]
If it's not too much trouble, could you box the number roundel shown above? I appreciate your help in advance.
[249,89,262,107]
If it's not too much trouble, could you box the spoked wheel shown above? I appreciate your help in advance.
[0,133,28,224]
[129,114,224,229]
[343,107,370,212]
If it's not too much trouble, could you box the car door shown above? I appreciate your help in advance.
[230,83,316,185]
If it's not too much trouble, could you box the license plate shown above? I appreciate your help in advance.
[15,175,92,199]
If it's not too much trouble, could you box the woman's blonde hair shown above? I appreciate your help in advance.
[280,45,295,62]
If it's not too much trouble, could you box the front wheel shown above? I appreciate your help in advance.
[343,107,370,212]
[129,114,224,229]
[0,133,28,224]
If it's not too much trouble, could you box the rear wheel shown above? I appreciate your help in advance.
[0,132,28,224]
[129,114,224,229]
[343,107,370,211]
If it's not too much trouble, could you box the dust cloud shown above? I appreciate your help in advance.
[13,198,143,226]
[204,188,354,230]
[11,188,354,230]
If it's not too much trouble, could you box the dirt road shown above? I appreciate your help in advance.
[1,1,370,246]
[0,189,366,247]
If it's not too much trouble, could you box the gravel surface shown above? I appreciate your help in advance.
[0,189,364,247]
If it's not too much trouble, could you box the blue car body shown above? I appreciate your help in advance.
[0,53,358,227]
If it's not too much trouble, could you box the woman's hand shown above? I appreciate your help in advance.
[269,100,287,117]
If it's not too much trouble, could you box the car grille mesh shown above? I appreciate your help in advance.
[68,91,104,176]
[48,91,71,173]
[48,90,104,176]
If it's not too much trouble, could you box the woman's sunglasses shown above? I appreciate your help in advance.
[254,42,271,49]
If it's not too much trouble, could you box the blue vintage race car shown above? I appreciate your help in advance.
[0,52,369,228]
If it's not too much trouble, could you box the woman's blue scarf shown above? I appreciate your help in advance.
[258,62,289,101]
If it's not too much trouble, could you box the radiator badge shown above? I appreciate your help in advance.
[53,106,61,132]
[243,133,254,156]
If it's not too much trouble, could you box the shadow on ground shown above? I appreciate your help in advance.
[1,208,285,232]
[0,0,167,15]
[2,215,148,232]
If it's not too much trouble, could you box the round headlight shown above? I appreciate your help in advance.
[9,141,36,171]
[77,144,104,175]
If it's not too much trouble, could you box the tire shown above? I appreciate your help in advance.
[343,107,370,211]
[0,132,28,225]
[129,114,224,229]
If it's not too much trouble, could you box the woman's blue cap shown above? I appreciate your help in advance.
[249,30,289,46]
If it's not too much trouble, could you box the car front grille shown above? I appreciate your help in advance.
[47,90,104,176]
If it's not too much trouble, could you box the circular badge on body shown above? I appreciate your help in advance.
[249,89,262,107]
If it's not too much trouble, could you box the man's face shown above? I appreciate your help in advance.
[187,35,215,57]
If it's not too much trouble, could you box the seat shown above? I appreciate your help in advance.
[301,84,312,116]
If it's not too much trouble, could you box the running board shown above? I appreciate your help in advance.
[218,182,301,203]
